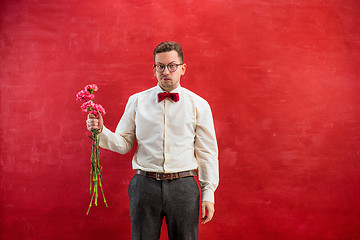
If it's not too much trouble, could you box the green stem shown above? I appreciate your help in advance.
[87,129,108,215]
[86,188,95,215]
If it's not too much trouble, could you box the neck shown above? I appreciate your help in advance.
[159,85,178,92]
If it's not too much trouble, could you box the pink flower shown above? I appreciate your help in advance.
[81,101,106,117]
[85,84,98,94]
[81,100,95,112]
[76,90,95,101]
[93,103,106,115]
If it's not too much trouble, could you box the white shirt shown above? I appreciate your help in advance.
[98,84,219,203]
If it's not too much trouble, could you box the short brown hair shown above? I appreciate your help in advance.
[153,41,184,63]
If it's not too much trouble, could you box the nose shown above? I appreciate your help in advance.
[163,66,170,75]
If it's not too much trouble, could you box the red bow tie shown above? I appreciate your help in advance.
[158,92,180,102]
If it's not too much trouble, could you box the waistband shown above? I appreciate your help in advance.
[135,169,197,180]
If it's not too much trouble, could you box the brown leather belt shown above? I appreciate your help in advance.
[135,169,197,180]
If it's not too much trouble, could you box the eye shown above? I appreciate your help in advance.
[156,64,165,71]
[169,64,177,71]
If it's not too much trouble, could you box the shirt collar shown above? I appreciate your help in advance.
[156,84,182,94]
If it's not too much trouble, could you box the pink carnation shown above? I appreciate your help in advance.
[81,100,95,112]
[76,90,95,101]
[81,101,106,117]
[76,84,105,118]
[85,84,98,94]
[93,103,106,115]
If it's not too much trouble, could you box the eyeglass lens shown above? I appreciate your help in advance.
[155,63,181,72]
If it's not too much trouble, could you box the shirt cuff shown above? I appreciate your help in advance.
[98,125,110,141]
[201,189,215,204]
[98,125,109,135]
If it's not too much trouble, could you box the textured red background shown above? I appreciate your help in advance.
[1,0,360,239]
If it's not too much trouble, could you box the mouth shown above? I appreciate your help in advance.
[162,77,171,81]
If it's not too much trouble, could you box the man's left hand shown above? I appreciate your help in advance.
[201,201,215,224]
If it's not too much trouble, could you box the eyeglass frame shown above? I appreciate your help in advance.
[153,62,184,73]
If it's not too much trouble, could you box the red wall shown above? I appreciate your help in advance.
[1,0,360,239]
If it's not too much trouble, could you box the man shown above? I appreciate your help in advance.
[86,41,219,240]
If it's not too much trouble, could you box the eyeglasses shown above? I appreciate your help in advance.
[154,63,183,73]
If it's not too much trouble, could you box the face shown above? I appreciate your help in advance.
[154,50,186,92]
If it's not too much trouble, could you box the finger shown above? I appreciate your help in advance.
[97,111,104,132]
[201,205,208,224]
[207,208,214,222]
[97,111,103,120]
[87,113,97,119]
[201,216,210,224]
[86,119,99,130]
[201,212,213,224]
[201,214,210,224]
[86,119,98,126]
[86,118,98,124]
[201,204,206,218]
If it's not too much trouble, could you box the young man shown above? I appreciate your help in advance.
[86,41,219,240]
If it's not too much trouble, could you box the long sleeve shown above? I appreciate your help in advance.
[98,95,137,154]
[194,100,219,204]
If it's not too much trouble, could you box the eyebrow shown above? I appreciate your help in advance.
[155,61,177,65]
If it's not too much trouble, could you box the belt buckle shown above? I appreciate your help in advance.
[155,172,161,180]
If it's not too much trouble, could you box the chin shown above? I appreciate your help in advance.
[161,82,172,88]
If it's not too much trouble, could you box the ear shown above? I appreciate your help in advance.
[181,63,187,76]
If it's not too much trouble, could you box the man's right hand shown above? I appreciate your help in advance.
[86,112,104,133]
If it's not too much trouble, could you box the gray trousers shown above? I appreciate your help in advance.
[128,174,200,240]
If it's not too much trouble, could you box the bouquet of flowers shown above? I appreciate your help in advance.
[76,84,108,215]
